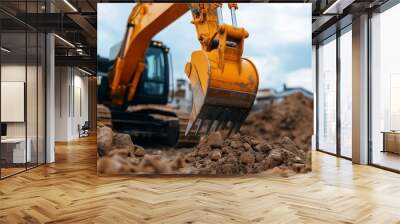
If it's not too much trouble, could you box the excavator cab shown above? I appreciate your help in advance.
[98,41,171,108]
[131,41,170,105]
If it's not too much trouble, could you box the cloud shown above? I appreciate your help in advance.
[237,3,311,52]
[285,68,313,92]
[97,3,135,58]
[154,12,199,81]
[248,55,280,88]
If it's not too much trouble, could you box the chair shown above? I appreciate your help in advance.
[79,121,90,138]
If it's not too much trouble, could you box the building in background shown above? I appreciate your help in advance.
[169,78,192,113]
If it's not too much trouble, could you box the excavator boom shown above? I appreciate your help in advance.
[109,3,259,136]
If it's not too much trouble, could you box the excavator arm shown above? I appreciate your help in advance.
[109,3,259,136]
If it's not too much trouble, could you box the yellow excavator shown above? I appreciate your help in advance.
[98,3,259,146]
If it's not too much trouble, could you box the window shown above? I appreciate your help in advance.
[143,47,165,96]
[317,36,337,154]
[0,1,47,179]
[339,28,352,158]
[370,3,400,171]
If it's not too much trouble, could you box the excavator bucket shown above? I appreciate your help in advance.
[184,25,259,136]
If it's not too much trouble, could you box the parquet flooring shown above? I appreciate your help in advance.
[1,135,400,223]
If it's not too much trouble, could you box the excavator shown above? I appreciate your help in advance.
[98,3,259,146]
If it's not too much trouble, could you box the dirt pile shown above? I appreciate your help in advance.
[98,125,311,175]
[97,151,190,175]
[185,132,311,175]
[97,104,112,127]
[97,123,191,174]
[240,92,313,150]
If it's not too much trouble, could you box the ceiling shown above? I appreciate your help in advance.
[0,0,392,72]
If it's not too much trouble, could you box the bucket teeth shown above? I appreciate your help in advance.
[185,103,251,137]
[227,122,235,137]
[184,116,197,136]
[195,119,204,135]
[206,120,213,134]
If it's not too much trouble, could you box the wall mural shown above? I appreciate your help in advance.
[97,3,313,176]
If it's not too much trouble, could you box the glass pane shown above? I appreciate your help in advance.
[317,36,337,154]
[143,47,165,95]
[340,29,352,158]
[38,33,45,165]
[371,5,400,171]
[1,30,27,177]
[27,31,38,169]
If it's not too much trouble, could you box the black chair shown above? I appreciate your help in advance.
[79,121,90,138]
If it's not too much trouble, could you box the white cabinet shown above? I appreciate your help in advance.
[1,138,32,163]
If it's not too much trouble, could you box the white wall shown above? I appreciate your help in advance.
[1,63,46,164]
[1,65,26,138]
[55,66,69,141]
[55,67,89,141]
[1,65,37,138]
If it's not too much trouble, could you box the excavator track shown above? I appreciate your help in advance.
[97,105,200,148]
[175,112,200,148]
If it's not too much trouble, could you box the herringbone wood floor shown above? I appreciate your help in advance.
[1,136,400,224]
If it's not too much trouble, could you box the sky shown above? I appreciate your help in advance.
[97,3,312,92]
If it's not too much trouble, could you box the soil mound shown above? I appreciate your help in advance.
[97,93,313,175]
[185,132,311,175]
[98,129,311,175]
[240,92,313,150]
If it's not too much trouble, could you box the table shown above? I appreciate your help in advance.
[1,138,31,164]
[382,131,400,154]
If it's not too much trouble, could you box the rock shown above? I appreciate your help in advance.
[254,142,272,153]
[97,125,113,155]
[97,157,119,174]
[197,146,210,158]
[280,137,301,155]
[291,163,306,173]
[210,150,222,161]
[97,104,112,127]
[230,140,242,149]
[221,163,234,174]
[129,157,140,165]
[293,156,303,163]
[97,155,136,174]
[268,149,283,167]
[243,143,252,151]
[108,148,133,157]
[134,146,145,157]
[220,163,239,175]
[113,133,134,148]
[255,152,264,163]
[221,146,231,155]
[230,133,241,140]
[250,139,261,147]
[185,155,195,163]
[170,154,186,171]
[139,155,169,174]
[207,132,224,148]
[240,151,255,165]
